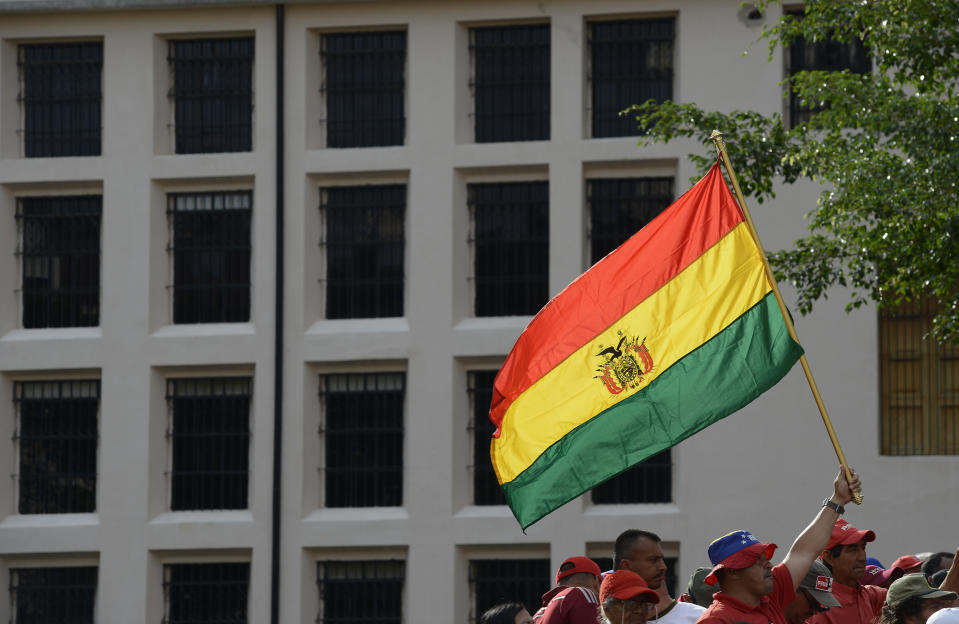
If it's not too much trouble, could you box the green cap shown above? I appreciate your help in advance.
[886,573,958,607]
[687,566,717,608]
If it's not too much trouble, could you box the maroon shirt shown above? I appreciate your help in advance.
[534,586,601,624]
[697,564,796,624]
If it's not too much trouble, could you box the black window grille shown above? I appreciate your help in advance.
[169,37,253,154]
[317,560,404,624]
[168,191,252,324]
[167,378,251,511]
[470,24,550,142]
[594,556,678,596]
[590,449,672,504]
[18,42,102,158]
[321,31,406,148]
[469,181,548,317]
[319,373,404,507]
[16,195,101,329]
[588,177,673,264]
[163,562,249,624]
[589,18,674,138]
[468,370,506,506]
[14,380,99,514]
[10,566,97,624]
[879,298,959,455]
[321,185,405,319]
[786,15,871,128]
[469,558,549,623]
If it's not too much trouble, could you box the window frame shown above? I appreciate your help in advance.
[162,561,250,624]
[316,559,405,624]
[9,565,99,624]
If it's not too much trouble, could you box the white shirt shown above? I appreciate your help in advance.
[651,600,706,624]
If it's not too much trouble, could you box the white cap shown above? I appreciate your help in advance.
[927,608,959,624]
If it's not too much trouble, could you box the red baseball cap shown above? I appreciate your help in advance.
[556,556,602,584]
[600,570,659,604]
[891,555,923,571]
[826,519,876,549]
[860,564,905,586]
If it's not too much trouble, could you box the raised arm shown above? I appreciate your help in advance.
[781,466,862,590]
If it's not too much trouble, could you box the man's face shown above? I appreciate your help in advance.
[603,597,655,624]
[824,541,868,587]
[784,589,830,624]
[916,597,955,624]
[733,552,775,597]
[620,538,668,589]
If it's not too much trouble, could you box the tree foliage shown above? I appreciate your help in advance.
[626,0,959,341]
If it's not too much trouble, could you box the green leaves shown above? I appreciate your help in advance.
[628,0,959,342]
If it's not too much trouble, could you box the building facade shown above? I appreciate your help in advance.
[0,1,956,623]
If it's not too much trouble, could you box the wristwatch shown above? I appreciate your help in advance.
[822,499,845,515]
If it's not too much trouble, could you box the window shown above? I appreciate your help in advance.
[879,298,958,455]
[13,380,99,514]
[590,449,672,504]
[10,566,97,624]
[468,370,506,506]
[588,18,674,138]
[468,181,548,317]
[319,373,404,507]
[785,15,870,128]
[470,24,550,142]
[317,560,404,624]
[18,42,102,157]
[587,177,673,264]
[168,191,252,324]
[321,185,405,319]
[167,378,251,511]
[16,195,101,329]
[469,558,549,622]
[169,37,253,154]
[321,31,406,148]
[163,563,249,624]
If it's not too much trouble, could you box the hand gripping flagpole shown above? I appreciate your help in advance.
[710,130,862,504]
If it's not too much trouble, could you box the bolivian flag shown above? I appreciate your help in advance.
[490,160,804,529]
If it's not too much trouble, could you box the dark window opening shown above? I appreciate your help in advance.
[16,195,101,329]
[469,559,550,623]
[167,377,251,511]
[589,18,674,138]
[317,560,404,624]
[168,191,252,324]
[588,177,673,264]
[11,566,98,624]
[18,41,102,157]
[163,562,249,624]
[469,181,548,317]
[169,37,253,154]
[468,370,506,506]
[590,449,672,504]
[470,24,550,142]
[321,185,405,319]
[319,373,405,507]
[321,31,406,148]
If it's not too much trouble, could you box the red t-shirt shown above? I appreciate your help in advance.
[697,563,796,624]
[536,586,601,624]
[806,582,886,624]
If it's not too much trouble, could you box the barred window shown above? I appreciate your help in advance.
[317,560,404,624]
[10,566,98,624]
[594,555,678,596]
[785,14,870,128]
[168,191,252,324]
[166,378,251,511]
[879,298,959,455]
[588,18,674,138]
[470,24,550,143]
[14,380,99,514]
[169,37,253,154]
[16,195,101,329]
[469,181,548,317]
[469,559,549,623]
[319,373,404,507]
[468,370,506,506]
[321,185,405,319]
[18,42,102,158]
[163,563,249,624]
[590,449,672,504]
[321,31,406,148]
[587,177,673,264]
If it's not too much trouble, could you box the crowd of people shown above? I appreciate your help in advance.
[480,467,959,624]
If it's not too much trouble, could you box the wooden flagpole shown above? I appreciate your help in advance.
[710,130,862,504]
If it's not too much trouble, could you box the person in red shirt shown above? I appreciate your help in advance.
[807,519,884,624]
[696,466,862,624]
[600,569,660,624]
[536,556,603,624]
